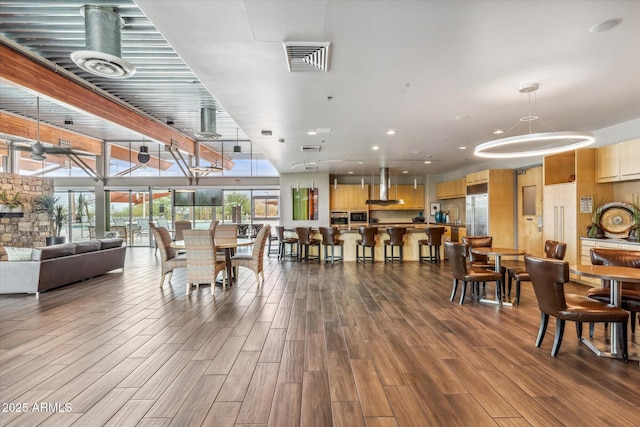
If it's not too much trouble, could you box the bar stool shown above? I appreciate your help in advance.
[356,226,377,264]
[276,226,298,261]
[295,227,320,262]
[384,227,406,263]
[418,226,445,264]
[319,226,343,264]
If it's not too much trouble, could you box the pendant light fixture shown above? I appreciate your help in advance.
[233,128,241,153]
[137,140,150,164]
[474,83,595,158]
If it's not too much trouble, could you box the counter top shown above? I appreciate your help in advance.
[428,222,466,228]
[580,236,640,247]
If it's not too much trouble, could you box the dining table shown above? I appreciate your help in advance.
[171,237,255,285]
[570,264,640,361]
[471,247,526,306]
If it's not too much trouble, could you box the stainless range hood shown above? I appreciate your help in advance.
[366,167,405,206]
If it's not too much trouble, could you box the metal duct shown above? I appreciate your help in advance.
[366,167,404,206]
[70,5,136,79]
[194,107,221,140]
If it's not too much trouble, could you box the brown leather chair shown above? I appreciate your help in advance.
[445,241,502,305]
[586,248,640,335]
[525,255,628,360]
[356,226,377,264]
[319,226,343,264]
[276,226,298,261]
[418,226,445,264]
[506,240,567,306]
[461,236,495,268]
[384,227,407,263]
[295,227,320,262]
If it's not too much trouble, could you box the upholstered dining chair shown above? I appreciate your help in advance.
[384,227,407,263]
[182,229,227,296]
[461,236,494,268]
[525,255,628,360]
[295,227,321,262]
[231,225,270,286]
[505,240,567,306]
[445,241,502,305]
[586,248,640,336]
[319,226,343,264]
[418,226,445,264]
[276,226,298,261]
[151,226,186,288]
[356,226,377,264]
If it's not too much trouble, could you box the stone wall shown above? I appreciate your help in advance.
[0,173,54,254]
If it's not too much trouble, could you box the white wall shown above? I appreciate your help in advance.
[279,172,330,227]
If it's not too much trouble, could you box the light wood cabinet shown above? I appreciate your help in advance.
[595,139,640,183]
[330,184,370,211]
[596,144,620,182]
[542,148,612,269]
[465,170,489,185]
[329,185,349,211]
[436,177,466,199]
[619,138,640,181]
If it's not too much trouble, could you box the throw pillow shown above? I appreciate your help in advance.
[3,246,33,261]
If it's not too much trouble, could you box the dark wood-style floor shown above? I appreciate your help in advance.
[1,248,639,427]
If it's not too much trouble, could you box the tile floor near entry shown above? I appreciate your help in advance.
[0,248,639,426]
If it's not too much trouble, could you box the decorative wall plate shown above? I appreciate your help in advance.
[597,202,636,237]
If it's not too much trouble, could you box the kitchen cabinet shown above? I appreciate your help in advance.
[619,138,640,181]
[595,138,640,183]
[330,184,369,211]
[465,170,489,185]
[596,144,619,182]
[436,177,466,199]
[542,148,612,269]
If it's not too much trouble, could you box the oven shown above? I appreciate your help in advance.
[330,211,348,225]
[349,211,368,223]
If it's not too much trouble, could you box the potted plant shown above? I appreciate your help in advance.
[8,192,23,213]
[0,190,9,213]
[586,194,605,238]
[34,194,67,245]
[629,193,640,241]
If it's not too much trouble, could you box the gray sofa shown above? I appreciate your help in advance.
[0,238,126,295]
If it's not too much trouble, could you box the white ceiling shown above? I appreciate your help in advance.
[135,0,640,176]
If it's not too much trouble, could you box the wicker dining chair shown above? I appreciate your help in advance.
[151,226,186,288]
[231,225,270,286]
[182,229,227,296]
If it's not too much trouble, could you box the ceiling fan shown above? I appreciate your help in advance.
[12,97,95,161]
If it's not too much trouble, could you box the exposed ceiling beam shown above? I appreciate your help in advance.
[0,42,198,154]
[0,110,102,154]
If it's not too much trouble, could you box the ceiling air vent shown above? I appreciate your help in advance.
[70,5,136,79]
[301,145,321,153]
[283,42,330,72]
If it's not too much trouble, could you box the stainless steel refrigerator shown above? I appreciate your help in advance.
[466,193,488,236]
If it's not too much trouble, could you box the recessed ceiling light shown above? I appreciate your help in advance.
[589,18,622,33]
[454,115,469,121]
[424,161,431,164]
[307,131,317,135]
[261,130,272,136]
[493,129,504,135]
[386,130,396,135]
[348,171,354,174]
[357,161,363,164]
[458,146,467,150]
[402,170,408,174]
[372,146,379,150]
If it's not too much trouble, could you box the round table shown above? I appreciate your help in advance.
[471,247,526,306]
[570,264,640,360]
